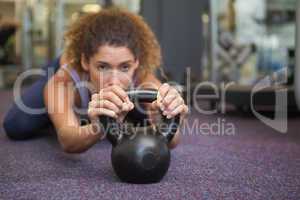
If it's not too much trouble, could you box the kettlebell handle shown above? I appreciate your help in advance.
[99,89,180,146]
[127,89,157,103]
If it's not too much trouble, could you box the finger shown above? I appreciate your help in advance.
[88,107,117,118]
[148,100,161,116]
[121,101,134,112]
[157,83,170,108]
[151,100,159,109]
[163,97,184,115]
[100,91,124,108]
[109,85,129,102]
[90,100,121,114]
[167,104,188,119]
[162,88,179,108]
[127,101,135,111]
[92,93,100,101]
[100,86,133,111]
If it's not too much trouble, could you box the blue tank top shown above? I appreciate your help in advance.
[62,64,90,109]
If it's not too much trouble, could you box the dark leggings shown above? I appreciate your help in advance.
[2,57,61,140]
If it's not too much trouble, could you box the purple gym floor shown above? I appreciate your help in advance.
[0,89,300,200]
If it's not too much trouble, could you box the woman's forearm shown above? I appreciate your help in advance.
[57,123,103,153]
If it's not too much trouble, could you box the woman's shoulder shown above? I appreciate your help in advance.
[44,64,79,97]
[51,67,74,86]
[43,65,80,107]
[53,53,82,84]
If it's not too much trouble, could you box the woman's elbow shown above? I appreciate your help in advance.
[62,146,87,154]
[60,141,89,154]
[58,133,88,154]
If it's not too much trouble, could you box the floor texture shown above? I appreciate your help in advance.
[0,89,300,200]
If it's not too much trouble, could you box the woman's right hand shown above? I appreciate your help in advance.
[88,85,134,124]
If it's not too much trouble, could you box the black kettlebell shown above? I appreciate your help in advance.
[99,89,180,184]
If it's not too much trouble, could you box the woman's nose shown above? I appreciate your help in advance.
[106,71,122,86]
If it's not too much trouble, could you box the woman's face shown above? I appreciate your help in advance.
[81,45,139,92]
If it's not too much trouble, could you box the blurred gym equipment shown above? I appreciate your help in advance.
[193,0,298,113]
[294,0,300,109]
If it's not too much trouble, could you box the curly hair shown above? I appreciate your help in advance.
[64,8,162,80]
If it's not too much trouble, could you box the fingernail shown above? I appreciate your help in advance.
[167,115,171,119]
[122,103,127,110]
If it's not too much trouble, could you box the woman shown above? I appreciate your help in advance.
[3,8,188,153]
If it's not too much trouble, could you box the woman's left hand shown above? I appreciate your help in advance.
[152,83,188,119]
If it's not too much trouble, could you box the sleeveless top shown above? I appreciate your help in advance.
[61,64,147,125]
[61,64,90,123]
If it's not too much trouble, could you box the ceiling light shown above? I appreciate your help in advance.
[82,4,101,13]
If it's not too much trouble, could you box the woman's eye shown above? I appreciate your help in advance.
[120,65,130,72]
[98,65,109,71]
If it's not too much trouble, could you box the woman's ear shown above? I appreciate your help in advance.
[133,59,139,70]
[81,54,89,72]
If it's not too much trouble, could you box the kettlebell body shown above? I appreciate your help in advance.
[111,130,170,183]
[100,90,180,184]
